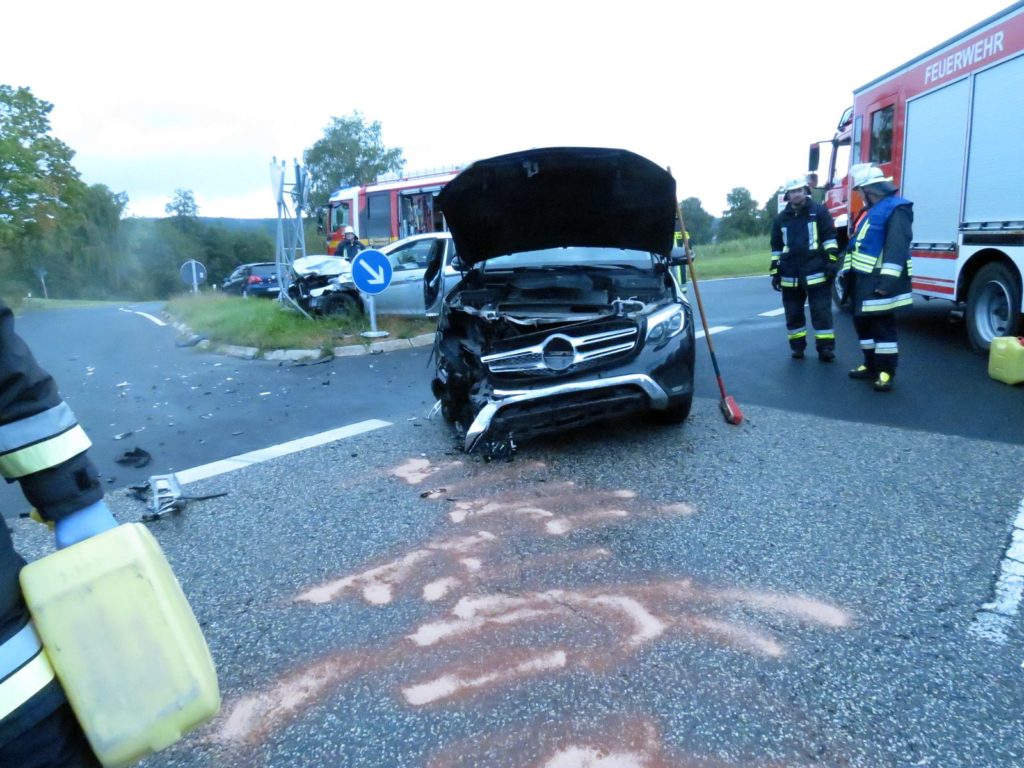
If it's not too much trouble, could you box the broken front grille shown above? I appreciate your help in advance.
[482,325,638,374]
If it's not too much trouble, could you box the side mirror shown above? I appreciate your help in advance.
[808,144,821,173]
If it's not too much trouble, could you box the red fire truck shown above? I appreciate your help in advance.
[808,1,1024,350]
[322,167,461,254]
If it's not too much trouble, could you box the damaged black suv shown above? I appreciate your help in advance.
[425,147,695,454]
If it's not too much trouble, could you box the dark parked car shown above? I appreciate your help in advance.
[221,263,281,297]
[426,146,696,457]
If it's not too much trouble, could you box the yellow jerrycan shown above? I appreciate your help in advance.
[19,523,220,768]
[988,336,1024,385]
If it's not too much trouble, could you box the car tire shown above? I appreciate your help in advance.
[966,261,1023,353]
[652,394,692,425]
[437,383,470,426]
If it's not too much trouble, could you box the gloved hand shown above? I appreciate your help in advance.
[824,249,840,282]
[55,500,118,550]
[771,273,782,292]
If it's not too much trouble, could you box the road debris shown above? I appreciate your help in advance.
[127,473,228,522]
[115,447,152,468]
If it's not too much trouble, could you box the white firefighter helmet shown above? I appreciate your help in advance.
[343,225,355,235]
[782,176,809,201]
[850,163,893,189]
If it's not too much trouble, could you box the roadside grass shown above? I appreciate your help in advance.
[688,236,769,279]
[166,294,436,351]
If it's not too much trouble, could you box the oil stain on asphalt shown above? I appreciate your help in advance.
[208,456,853,766]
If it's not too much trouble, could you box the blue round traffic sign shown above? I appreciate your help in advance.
[180,259,207,285]
[351,249,393,295]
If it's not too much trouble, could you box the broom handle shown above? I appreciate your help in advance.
[674,199,728,398]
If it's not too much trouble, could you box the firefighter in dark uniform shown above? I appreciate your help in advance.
[770,177,840,360]
[672,223,689,296]
[0,298,116,767]
[338,226,364,261]
[841,163,914,392]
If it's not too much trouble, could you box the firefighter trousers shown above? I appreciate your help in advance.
[853,313,898,375]
[782,280,834,354]
[0,702,100,768]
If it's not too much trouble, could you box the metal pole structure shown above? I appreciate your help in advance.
[271,157,309,317]
[191,261,199,294]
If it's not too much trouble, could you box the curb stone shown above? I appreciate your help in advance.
[166,314,434,362]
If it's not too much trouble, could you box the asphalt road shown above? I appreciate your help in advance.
[6,287,1024,767]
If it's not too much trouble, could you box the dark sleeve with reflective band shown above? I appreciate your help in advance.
[0,301,102,522]
[884,205,913,266]
[770,214,783,256]
[817,203,839,252]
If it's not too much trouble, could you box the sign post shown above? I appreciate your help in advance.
[350,249,393,338]
[179,260,207,294]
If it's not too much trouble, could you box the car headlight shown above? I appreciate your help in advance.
[645,304,686,344]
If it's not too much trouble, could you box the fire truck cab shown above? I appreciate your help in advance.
[323,168,460,255]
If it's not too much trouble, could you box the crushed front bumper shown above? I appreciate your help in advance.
[464,373,674,452]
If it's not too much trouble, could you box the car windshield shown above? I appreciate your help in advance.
[482,246,654,270]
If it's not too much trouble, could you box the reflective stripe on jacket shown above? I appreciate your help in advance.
[0,404,92,480]
[843,196,914,315]
[0,623,56,724]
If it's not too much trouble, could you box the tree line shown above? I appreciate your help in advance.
[1,85,776,303]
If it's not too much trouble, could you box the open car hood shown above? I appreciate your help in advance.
[437,147,677,267]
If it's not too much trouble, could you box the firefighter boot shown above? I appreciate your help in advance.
[873,371,894,392]
[818,348,835,363]
[849,350,876,379]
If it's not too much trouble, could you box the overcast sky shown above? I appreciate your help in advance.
[2,1,1014,220]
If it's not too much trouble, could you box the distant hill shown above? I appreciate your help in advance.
[198,218,279,238]
[128,217,282,238]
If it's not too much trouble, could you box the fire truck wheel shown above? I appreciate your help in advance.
[966,261,1023,353]
[831,280,851,314]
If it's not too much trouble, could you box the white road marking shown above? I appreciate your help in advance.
[695,326,731,339]
[119,308,167,326]
[175,419,391,485]
[970,495,1024,644]
[759,308,786,317]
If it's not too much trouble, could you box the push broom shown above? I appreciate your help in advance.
[675,198,743,425]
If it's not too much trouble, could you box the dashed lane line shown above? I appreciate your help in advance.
[759,308,786,317]
[695,326,731,339]
[175,419,392,485]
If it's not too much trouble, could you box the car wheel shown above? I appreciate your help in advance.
[437,384,470,426]
[652,394,692,425]
[966,261,1022,353]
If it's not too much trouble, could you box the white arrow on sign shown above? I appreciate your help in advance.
[358,260,387,285]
